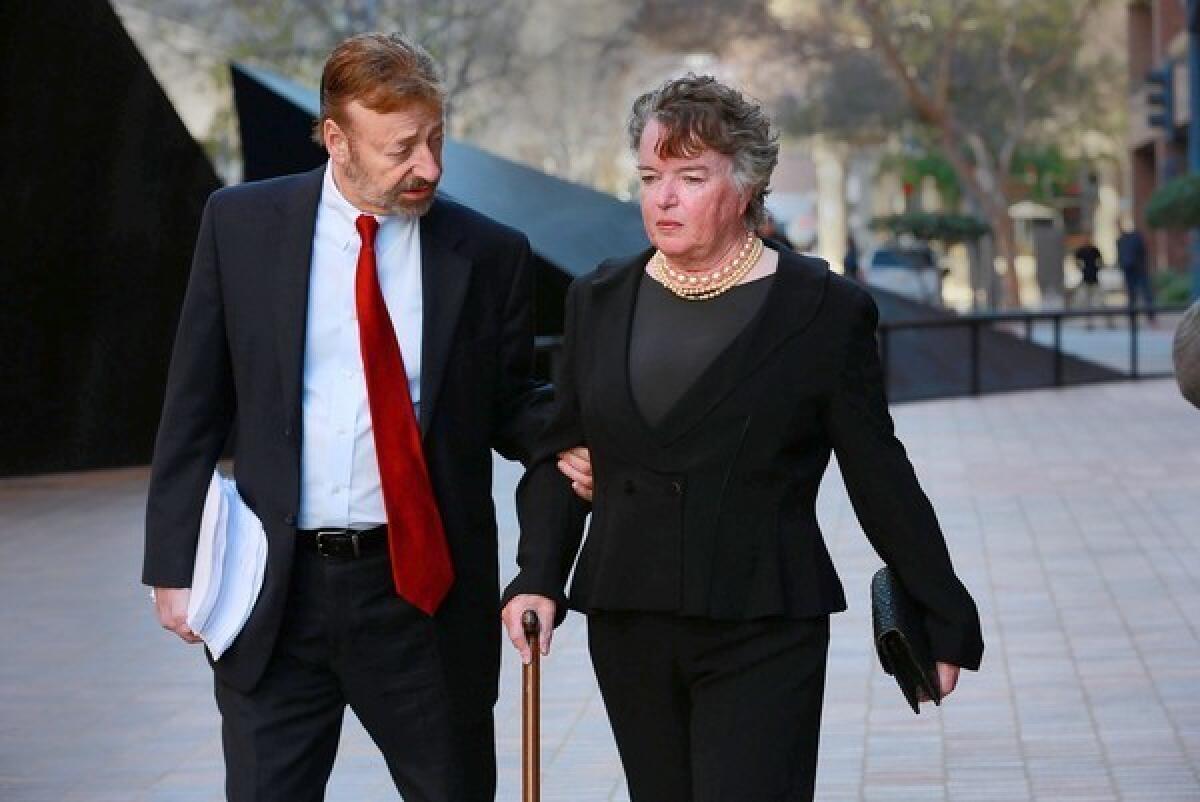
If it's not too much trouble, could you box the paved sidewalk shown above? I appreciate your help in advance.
[1,380,1198,801]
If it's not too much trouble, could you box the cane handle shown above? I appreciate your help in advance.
[521,609,541,801]
[522,609,540,644]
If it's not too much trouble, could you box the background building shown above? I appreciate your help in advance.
[1129,0,1192,272]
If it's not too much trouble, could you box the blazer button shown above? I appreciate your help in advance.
[623,479,635,495]
[283,425,294,440]
[284,513,297,526]
[670,480,683,496]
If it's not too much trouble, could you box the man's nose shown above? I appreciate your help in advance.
[413,144,442,183]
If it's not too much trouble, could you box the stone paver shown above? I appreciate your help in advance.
[1,379,1198,801]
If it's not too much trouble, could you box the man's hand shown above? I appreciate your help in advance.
[501,594,556,665]
[154,587,202,644]
[557,446,592,502]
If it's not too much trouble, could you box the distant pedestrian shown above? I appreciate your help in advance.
[844,234,860,281]
[1116,226,1156,324]
[1073,241,1107,328]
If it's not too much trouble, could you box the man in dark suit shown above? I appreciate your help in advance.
[144,33,548,802]
[1117,225,1156,324]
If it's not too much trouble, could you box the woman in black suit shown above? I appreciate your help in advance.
[501,75,983,801]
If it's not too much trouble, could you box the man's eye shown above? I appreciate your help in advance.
[683,175,704,185]
[639,175,656,185]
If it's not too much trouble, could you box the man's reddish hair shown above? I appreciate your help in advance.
[313,32,443,144]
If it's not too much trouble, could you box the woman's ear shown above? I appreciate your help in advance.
[739,184,755,220]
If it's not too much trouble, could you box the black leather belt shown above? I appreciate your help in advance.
[297,525,388,559]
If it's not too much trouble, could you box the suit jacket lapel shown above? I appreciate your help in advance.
[418,199,472,437]
[274,166,325,436]
[583,249,682,469]
[738,250,830,374]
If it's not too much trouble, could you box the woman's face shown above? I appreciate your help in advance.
[637,118,750,268]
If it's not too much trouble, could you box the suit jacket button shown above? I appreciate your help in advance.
[283,426,293,440]
[623,479,635,494]
[670,481,683,496]
[284,513,297,526]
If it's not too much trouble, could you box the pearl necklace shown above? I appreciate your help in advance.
[649,231,764,301]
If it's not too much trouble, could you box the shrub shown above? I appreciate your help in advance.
[1146,174,1200,230]
[1154,270,1194,305]
[869,212,990,244]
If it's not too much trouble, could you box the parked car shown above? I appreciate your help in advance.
[866,242,945,305]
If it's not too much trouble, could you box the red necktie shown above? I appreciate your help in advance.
[354,214,453,615]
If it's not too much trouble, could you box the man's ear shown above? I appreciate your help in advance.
[324,119,349,163]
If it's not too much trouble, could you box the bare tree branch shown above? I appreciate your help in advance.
[934,3,972,110]
[853,0,946,126]
[1022,0,1100,92]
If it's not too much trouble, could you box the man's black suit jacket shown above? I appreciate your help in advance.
[505,247,983,671]
[143,166,548,719]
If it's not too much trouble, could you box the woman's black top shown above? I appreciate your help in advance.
[630,271,774,426]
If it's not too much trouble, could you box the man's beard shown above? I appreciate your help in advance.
[380,176,437,216]
[345,149,438,216]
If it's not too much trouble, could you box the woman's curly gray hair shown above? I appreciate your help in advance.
[628,74,779,228]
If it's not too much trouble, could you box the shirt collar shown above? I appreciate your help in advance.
[321,161,417,252]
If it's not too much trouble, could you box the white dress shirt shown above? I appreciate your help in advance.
[297,163,424,529]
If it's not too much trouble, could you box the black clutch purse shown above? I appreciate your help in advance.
[871,566,941,713]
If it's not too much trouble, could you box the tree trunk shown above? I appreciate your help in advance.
[988,207,1021,308]
[925,129,1021,307]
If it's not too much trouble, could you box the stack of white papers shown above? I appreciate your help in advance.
[186,470,268,660]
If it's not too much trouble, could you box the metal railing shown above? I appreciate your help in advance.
[877,305,1187,398]
[534,305,1186,400]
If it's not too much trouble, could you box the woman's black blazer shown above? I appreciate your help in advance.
[504,247,983,670]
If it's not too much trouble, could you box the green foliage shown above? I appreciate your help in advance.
[1011,145,1077,203]
[1154,270,1194,305]
[869,212,990,244]
[877,151,962,207]
[1146,175,1200,231]
[878,144,1081,208]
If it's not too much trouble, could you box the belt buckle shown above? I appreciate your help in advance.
[314,529,340,558]
[314,529,361,558]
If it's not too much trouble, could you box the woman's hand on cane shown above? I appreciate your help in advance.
[503,594,557,665]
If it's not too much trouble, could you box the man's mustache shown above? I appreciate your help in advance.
[396,177,436,192]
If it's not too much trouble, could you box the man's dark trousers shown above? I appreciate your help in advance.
[216,545,458,802]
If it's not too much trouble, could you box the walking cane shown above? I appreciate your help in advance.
[522,610,541,802]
